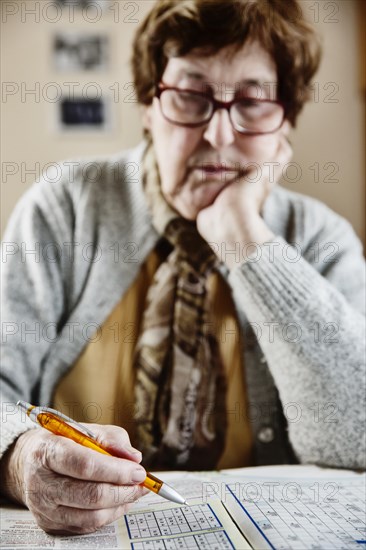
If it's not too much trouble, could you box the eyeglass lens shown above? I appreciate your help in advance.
[160,89,283,133]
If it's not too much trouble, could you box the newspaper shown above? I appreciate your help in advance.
[1,466,364,549]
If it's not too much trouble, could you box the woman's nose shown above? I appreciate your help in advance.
[203,108,236,149]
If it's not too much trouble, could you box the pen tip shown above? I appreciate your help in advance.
[184,500,190,506]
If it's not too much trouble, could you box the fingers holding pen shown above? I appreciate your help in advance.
[41,435,146,485]
[87,423,143,463]
[39,475,148,510]
[17,428,149,535]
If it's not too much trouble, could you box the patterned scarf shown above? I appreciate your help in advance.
[133,141,227,470]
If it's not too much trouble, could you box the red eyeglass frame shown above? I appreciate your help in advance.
[155,82,287,136]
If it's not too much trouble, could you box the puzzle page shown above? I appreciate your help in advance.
[224,474,366,550]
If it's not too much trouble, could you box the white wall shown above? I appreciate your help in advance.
[1,0,364,245]
[290,0,365,244]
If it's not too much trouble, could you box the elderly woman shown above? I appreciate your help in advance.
[1,0,365,536]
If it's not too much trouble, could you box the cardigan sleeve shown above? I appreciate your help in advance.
[228,199,366,469]
[0,172,74,458]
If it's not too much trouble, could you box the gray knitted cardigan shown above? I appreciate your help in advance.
[1,142,365,469]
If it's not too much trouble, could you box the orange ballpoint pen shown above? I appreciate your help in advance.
[17,401,188,506]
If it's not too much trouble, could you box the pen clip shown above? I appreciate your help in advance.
[34,406,97,440]
[17,401,98,440]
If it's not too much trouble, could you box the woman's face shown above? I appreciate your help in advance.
[143,41,287,220]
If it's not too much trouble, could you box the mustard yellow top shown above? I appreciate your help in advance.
[53,249,253,469]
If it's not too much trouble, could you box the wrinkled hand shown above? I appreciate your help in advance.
[197,131,292,269]
[0,425,148,535]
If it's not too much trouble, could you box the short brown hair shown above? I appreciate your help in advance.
[131,0,322,125]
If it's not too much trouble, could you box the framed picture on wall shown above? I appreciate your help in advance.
[53,33,108,71]
[56,96,112,132]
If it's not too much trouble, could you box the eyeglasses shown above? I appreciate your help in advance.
[155,83,286,136]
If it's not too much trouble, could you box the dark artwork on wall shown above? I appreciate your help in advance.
[59,98,108,130]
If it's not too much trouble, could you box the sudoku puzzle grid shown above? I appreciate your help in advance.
[125,504,221,539]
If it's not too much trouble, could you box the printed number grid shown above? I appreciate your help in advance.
[126,504,221,540]
[131,531,234,549]
[227,479,366,550]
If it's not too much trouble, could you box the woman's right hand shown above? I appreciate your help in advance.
[0,424,148,535]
